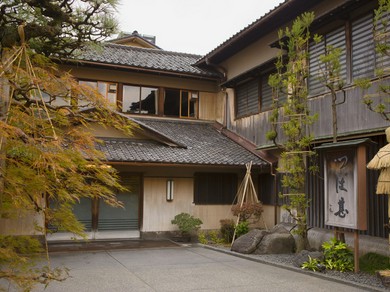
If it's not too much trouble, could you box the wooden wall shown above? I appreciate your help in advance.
[226,82,390,147]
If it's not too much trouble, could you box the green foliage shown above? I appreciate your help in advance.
[302,238,354,273]
[356,0,390,121]
[220,219,235,243]
[209,230,224,244]
[359,252,390,274]
[322,238,354,272]
[235,221,249,238]
[197,230,225,245]
[301,256,321,272]
[197,231,208,244]
[0,0,119,57]
[267,12,317,252]
[171,213,203,235]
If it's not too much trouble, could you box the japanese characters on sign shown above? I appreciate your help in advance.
[324,150,357,229]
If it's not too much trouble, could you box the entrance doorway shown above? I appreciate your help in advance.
[72,175,140,232]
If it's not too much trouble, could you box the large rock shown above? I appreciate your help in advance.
[293,250,324,268]
[254,225,295,254]
[231,229,268,254]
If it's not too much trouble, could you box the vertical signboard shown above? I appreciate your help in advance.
[316,139,370,231]
[324,149,357,228]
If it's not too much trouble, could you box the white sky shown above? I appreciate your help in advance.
[116,0,285,55]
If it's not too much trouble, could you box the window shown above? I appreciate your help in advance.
[79,80,117,108]
[164,89,198,118]
[308,26,347,96]
[194,173,237,205]
[235,79,259,117]
[122,85,157,114]
[352,14,375,80]
[261,74,273,111]
[308,12,390,96]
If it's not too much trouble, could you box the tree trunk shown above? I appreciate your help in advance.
[0,49,11,207]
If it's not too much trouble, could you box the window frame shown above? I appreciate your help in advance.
[235,78,260,118]
[193,172,238,205]
[121,83,158,115]
[163,88,199,119]
[78,79,118,108]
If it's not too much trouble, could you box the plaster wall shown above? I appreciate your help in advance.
[0,212,44,236]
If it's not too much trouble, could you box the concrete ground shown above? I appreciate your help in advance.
[31,242,379,292]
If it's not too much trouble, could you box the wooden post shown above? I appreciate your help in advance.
[354,230,359,273]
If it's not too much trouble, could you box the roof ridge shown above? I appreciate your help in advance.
[104,43,203,58]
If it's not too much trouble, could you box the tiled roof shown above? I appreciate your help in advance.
[77,43,221,79]
[97,118,267,167]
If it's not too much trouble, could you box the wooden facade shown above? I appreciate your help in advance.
[197,0,389,239]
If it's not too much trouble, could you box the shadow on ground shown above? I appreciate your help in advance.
[48,239,181,252]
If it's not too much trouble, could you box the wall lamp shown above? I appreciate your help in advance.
[166,179,174,201]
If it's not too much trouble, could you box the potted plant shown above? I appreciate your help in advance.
[171,212,202,242]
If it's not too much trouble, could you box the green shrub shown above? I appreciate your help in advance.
[301,256,321,272]
[220,219,235,243]
[360,252,390,274]
[171,213,202,235]
[209,230,224,244]
[235,221,249,238]
[322,238,354,272]
[197,231,208,244]
[302,238,354,273]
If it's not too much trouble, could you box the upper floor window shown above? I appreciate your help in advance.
[235,71,283,118]
[122,85,157,115]
[235,79,259,118]
[308,26,347,96]
[164,89,198,118]
[78,80,200,119]
[351,14,375,80]
[308,12,389,97]
[79,80,117,108]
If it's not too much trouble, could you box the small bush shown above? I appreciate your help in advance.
[360,252,390,274]
[209,230,224,244]
[302,238,354,273]
[171,213,202,235]
[197,230,224,245]
[322,238,354,272]
[235,221,249,238]
[220,219,235,243]
[197,231,208,244]
[301,256,322,272]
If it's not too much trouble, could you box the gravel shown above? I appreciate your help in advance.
[202,245,389,292]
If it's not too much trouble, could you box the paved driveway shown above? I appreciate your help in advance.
[38,246,369,292]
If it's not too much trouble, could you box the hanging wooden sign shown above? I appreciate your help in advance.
[316,139,372,231]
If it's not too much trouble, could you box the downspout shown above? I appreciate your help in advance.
[222,89,228,128]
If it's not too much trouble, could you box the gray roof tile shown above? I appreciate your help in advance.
[78,44,221,78]
[97,118,267,167]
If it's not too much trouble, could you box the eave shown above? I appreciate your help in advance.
[61,59,221,82]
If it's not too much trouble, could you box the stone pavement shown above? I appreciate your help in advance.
[32,243,379,292]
